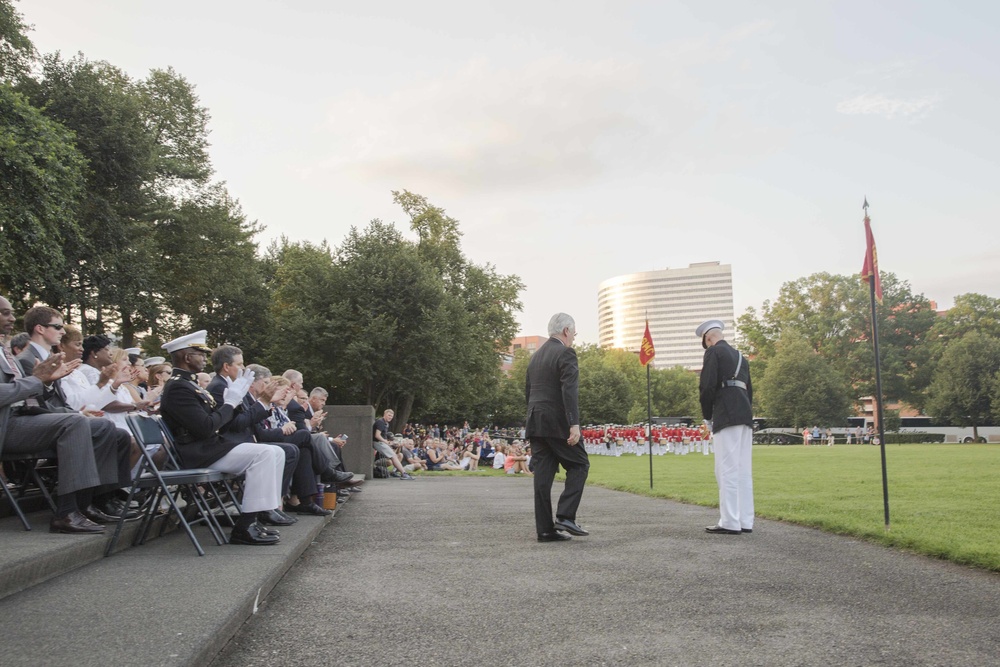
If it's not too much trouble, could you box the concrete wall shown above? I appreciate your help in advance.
[321,406,375,479]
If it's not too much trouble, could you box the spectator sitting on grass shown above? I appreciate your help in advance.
[425,438,463,471]
[459,441,480,470]
[505,442,531,475]
[492,443,507,470]
[401,438,427,473]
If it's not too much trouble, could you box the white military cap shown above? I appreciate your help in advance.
[124,347,142,356]
[695,319,724,338]
[162,330,212,354]
[142,356,166,367]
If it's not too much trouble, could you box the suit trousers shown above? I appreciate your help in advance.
[5,412,130,496]
[531,436,590,535]
[713,424,754,531]
[210,442,284,513]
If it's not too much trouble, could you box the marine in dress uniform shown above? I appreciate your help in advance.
[158,331,284,546]
[697,319,754,535]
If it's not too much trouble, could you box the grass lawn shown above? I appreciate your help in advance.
[582,444,1000,572]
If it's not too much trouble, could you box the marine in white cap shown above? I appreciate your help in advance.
[142,356,165,368]
[696,318,755,535]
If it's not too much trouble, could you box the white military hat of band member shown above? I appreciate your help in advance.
[162,330,212,354]
[695,319,725,349]
[142,356,166,367]
[124,347,142,356]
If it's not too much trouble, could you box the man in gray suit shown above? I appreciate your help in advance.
[525,312,589,542]
[0,297,131,533]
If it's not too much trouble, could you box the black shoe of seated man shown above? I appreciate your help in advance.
[276,508,298,524]
[258,509,296,526]
[230,522,280,545]
[95,497,142,520]
[82,504,118,524]
[537,531,572,542]
[50,511,105,534]
[255,521,279,537]
[705,525,742,535]
[742,528,753,533]
[554,518,589,536]
[293,501,332,516]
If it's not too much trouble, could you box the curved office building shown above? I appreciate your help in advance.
[598,262,735,371]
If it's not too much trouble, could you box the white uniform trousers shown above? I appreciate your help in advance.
[713,424,754,531]
[210,443,284,514]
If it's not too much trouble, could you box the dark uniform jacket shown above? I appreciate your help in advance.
[524,337,580,439]
[699,340,753,433]
[160,368,238,468]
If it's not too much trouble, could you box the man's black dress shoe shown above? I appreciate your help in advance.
[276,509,298,523]
[292,502,332,516]
[230,523,280,545]
[82,505,118,524]
[96,498,142,520]
[255,521,279,537]
[50,511,105,534]
[742,528,753,533]
[705,525,742,535]
[554,518,589,536]
[258,509,296,526]
[538,532,572,542]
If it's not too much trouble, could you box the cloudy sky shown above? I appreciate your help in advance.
[20,1,1000,343]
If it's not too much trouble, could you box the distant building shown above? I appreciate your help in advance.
[598,262,735,371]
[508,335,546,356]
[502,335,546,373]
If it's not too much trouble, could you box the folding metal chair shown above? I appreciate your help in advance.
[1,452,58,530]
[106,414,231,556]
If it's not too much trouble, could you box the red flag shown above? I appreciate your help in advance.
[861,215,883,305]
[639,320,655,366]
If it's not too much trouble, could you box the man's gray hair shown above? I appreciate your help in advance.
[247,363,271,379]
[547,312,576,337]
[309,386,329,398]
[282,369,303,384]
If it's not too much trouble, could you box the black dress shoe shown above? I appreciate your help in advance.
[742,528,753,533]
[82,505,118,524]
[537,532,572,542]
[50,511,105,534]
[293,502,332,516]
[554,518,589,536]
[276,509,298,524]
[96,498,142,520]
[705,525,742,535]
[257,509,297,526]
[230,523,280,545]
[255,521,279,537]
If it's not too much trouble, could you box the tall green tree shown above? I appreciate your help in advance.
[0,84,85,309]
[0,0,34,83]
[756,333,853,429]
[737,272,936,409]
[926,331,1000,441]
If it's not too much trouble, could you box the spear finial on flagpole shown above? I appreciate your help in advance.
[863,196,869,214]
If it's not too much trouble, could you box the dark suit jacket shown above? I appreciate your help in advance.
[699,340,753,433]
[207,374,271,446]
[159,368,238,468]
[16,345,72,411]
[0,353,45,454]
[287,399,310,431]
[524,337,580,439]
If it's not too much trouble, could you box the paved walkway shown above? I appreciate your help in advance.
[213,476,1000,667]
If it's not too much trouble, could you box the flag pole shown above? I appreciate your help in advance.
[647,361,653,489]
[864,198,890,530]
[639,313,656,489]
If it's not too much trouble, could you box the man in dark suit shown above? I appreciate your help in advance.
[0,297,131,533]
[697,319,754,535]
[206,347,300,525]
[525,312,589,542]
[159,331,285,546]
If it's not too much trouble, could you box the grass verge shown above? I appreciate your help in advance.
[585,444,1000,572]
